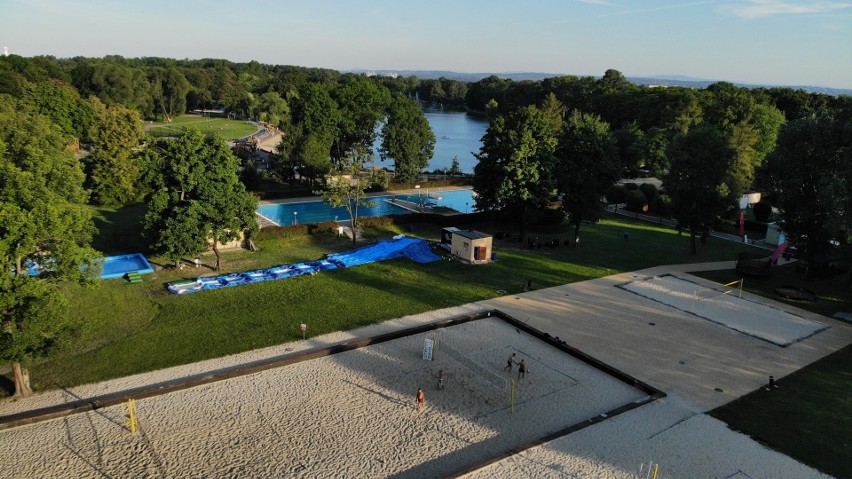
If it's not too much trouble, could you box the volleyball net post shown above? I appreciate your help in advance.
[126,399,138,434]
[691,279,743,311]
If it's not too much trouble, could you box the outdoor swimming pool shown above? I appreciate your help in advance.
[98,253,155,279]
[257,188,477,225]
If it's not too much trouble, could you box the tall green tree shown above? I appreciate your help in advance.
[0,96,99,398]
[147,66,190,122]
[87,98,146,206]
[380,94,436,183]
[556,110,620,242]
[757,109,851,270]
[664,124,737,254]
[473,105,559,241]
[22,79,97,140]
[637,127,670,177]
[317,146,388,246]
[143,128,258,269]
[331,75,391,162]
[255,91,290,128]
[86,62,154,117]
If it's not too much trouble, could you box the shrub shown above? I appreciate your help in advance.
[753,200,772,222]
[623,182,639,191]
[255,224,309,240]
[605,184,628,205]
[625,190,648,212]
[652,194,672,216]
[639,183,659,204]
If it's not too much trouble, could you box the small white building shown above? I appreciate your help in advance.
[765,222,786,246]
[442,228,493,263]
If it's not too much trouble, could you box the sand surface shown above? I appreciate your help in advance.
[2,262,850,478]
[619,274,826,346]
[2,316,645,478]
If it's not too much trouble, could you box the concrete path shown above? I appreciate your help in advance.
[477,262,851,412]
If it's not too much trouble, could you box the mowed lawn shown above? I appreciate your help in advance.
[146,114,258,140]
[710,345,852,479]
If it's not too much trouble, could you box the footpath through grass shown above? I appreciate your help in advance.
[5,215,757,394]
[710,345,852,479]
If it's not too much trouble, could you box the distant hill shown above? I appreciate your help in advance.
[350,69,851,96]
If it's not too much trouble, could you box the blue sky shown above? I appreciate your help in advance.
[2,0,850,88]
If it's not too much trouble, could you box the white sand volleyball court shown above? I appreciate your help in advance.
[618,274,827,346]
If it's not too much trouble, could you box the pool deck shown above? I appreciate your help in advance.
[256,186,473,228]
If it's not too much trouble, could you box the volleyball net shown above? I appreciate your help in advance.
[439,337,509,392]
[692,279,743,309]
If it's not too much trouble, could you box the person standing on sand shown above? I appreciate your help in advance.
[434,369,446,390]
[504,353,516,372]
[417,388,425,410]
[518,359,526,380]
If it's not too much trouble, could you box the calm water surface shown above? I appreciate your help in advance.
[371,105,488,174]
[257,189,477,225]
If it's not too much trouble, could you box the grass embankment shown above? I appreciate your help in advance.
[710,345,852,479]
[146,115,258,140]
[10,214,757,393]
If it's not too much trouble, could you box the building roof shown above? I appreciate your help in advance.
[453,230,492,240]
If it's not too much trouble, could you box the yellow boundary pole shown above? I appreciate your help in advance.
[127,399,137,434]
[652,463,659,479]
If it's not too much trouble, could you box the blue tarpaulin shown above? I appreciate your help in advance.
[167,236,440,294]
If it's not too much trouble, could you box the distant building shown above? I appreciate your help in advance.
[739,190,762,209]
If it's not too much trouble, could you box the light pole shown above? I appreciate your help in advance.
[293,211,298,225]
[415,184,422,209]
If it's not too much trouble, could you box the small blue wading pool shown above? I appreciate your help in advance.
[99,253,155,279]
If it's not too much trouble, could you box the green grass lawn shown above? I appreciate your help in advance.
[710,345,852,479]
[146,115,258,140]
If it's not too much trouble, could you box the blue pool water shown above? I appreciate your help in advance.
[99,253,155,279]
[257,189,477,226]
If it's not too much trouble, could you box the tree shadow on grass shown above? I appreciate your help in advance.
[90,203,148,256]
